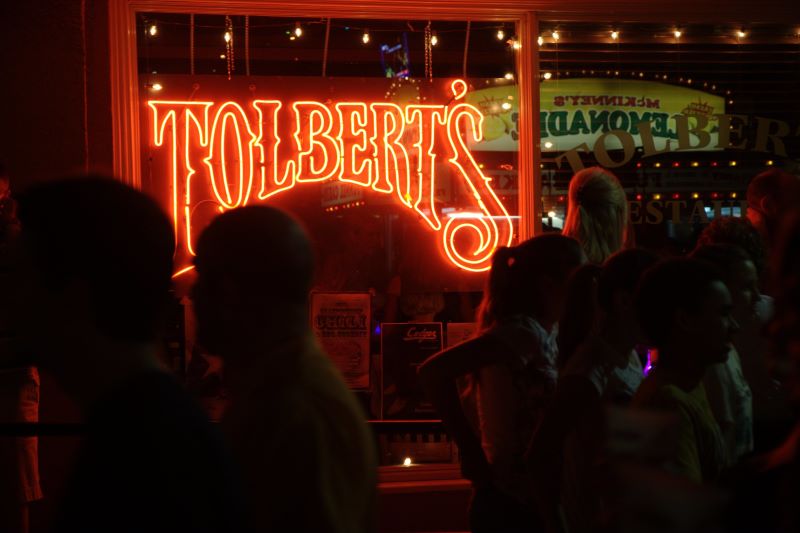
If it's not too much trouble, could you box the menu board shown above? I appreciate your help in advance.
[381,322,443,419]
[310,292,371,389]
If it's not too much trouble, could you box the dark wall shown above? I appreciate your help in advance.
[0,0,112,192]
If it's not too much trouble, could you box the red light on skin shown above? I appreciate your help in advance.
[148,79,513,273]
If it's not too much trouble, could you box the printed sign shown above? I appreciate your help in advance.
[446,322,477,347]
[381,322,443,419]
[310,292,371,389]
[466,78,726,153]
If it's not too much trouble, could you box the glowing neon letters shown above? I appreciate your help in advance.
[148,80,513,272]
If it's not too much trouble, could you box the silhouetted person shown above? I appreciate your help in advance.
[746,168,800,253]
[192,206,377,533]
[8,177,244,533]
[632,259,736,483]
[690,244,757,465]
[419,235,585,533]
[529,249,658,533]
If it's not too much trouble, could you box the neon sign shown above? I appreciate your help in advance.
[148,79,514,273]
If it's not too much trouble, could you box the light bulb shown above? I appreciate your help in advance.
[504,72,514,80]
[501,102,512,110]
[496,29,505,41]
[611,30,619,40]
[430,34,438,46]
[551,30,560,41]
[537,36,544,46]
[224,31,232,43]
[294,24,303,38]
[543,72,552,80]
[736,30,746,39]
[151,83,163,91]
[674,30,682,39]
[362,31,370,44]
[512,40,521,50]
[148,24,157,37]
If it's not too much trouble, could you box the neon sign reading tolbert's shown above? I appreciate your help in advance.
[148,79,513,272]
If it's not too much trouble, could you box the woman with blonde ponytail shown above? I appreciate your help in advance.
[562,167,633,264]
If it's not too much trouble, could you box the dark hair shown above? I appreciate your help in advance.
[559,248,658,367]
[17,177,174,342]
[768,211,800,379]
[635,258,723,349]
[477,234,583,329]
[695,217,766,277]
[747,168,799,208]
[690,243,752,280]
[194,206,313,313]
[478,233,584,329]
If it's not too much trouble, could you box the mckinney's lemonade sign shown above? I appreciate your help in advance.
[467,78,725,152]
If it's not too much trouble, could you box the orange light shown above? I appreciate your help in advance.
[148,80,513,273]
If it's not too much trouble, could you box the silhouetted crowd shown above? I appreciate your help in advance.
[0,165,798,533]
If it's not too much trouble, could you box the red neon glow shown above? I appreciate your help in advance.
[147,80,515,273]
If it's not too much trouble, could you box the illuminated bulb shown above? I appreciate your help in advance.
[674,30,682,39]
[547,211,557,218]
[537,36,544,46]
[219,54,226,59]
[403,457,413,467]
[512,40,521,50]
[730,160,737,167]
[728,100,734,105]
[501,102,512,110]
[687,78,692,84]
[654,162,662,168]
[611,30,619,40]
[731,192,738,198]
[148,24,158,36]
[737,30,746,39]
[543,72,552,80]
[362,31,370,44]
[497,29,505,41]
[294,24,303,37]
[504,72,514,80]
[653,193,662,200]
[691,162,699,167]
[430,33,438,46]
[224,31,232,43]
[151,83,163,91]
[692,192,700,199]
[551,30,560,41]
[766,160,774,166]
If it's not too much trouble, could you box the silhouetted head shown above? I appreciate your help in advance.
[477,234,584,331]
[746,169,800,246]
[690,244,760,326]
[562,166,633,264]
[192,206,313,358]
[11,177,174,369]
[559,248,659,368]
[635,258,736,368]
[695,216,766,280]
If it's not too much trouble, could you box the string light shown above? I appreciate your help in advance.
[362,29,370,44]
[224,31,232,43]
[537,36,544,46]
[692,192,700,199]
[294,22,303,38]
[736,29,747,39]
[151,83,163,91]
[551,30,560,41]
[430,33,438,46]
[501,102,512,110]
[611,30,619,40]
[497,29,505,41]
[512,39,521,50]
[766,160,774,166]
[674,29,682,39]
[148,24,158,37]
[543,72,552,80]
